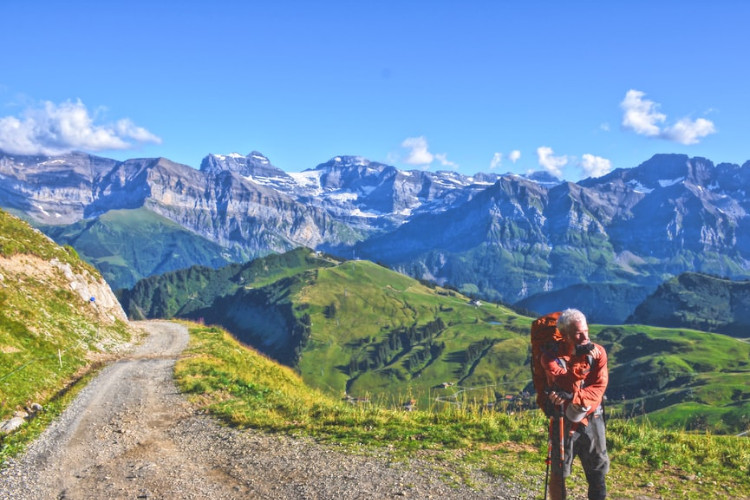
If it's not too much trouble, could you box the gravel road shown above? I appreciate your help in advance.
[0,321,537,499]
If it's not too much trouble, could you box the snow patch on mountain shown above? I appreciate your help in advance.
[658,177,685,188]
[243,174,289,188]
[250,152,269,163]
[349,208,379,218]
[627,180,654,194]
[213,153,244,161]
[288,170,323,194]
[328,192,359,202]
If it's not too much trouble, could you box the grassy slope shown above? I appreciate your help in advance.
[40,207,243,289]
[593,325,750,433]
[176,322,750,499]
[118,246,336,320]
[630,272,750,337]
[296,259,528,406]
[0,209,135,460]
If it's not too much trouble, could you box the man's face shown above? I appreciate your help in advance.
[564,319,590,348]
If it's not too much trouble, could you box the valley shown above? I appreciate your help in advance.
[4,4,750,497]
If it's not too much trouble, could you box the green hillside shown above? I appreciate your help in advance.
[629,272,750,337]
[124,249,750,434]
[296,259,529,404]
[0,209,135,457]
[595,325,750,432]
[39,208,245,289]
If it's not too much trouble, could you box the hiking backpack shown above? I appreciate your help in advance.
[530,311,564,414]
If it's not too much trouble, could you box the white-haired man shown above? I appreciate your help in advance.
[544,308,609,500]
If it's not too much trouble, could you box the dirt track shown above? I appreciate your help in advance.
[0,321,535,499]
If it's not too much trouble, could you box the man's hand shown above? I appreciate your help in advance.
[575,342,596,356]
[548,391,571,406]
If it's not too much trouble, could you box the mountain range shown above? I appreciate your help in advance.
[2,149,750,322]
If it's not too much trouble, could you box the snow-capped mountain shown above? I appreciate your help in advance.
[2,149,749,321]
[201,153,507,230]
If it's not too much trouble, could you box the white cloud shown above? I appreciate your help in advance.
[0,99,161,156]
[662,117,716,145]
[490,152,502,170]
[490,150,520,170]
[621,89,665,137]
[620,89,716,145]
[401,136,434,166]
[600,123,610,132]
[400,136,456,168]
[434,153,457,169]
[537,146,568,178]
[115,118,161,143]
[581,154,612,178]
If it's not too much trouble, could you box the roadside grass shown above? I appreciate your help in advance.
[0,209,137,465]
[0,269,133,467]
[0,271,133,420]
[0,367,100,465]
[176,323,750,499]
[0,209,82,265]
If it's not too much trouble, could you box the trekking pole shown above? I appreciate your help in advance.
[544,415,552,500]
[558,405,566,500]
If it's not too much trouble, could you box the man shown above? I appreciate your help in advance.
[544,308,609,500]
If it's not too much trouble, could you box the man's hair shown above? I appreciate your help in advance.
[557,308,587,333]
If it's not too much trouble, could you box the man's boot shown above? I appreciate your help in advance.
[586,470,606,500]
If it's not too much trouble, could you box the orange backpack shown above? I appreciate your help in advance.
[530,311,564,413]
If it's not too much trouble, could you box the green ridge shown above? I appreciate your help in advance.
[39,207,245,289]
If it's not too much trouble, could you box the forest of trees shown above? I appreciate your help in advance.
[347,318,447,375]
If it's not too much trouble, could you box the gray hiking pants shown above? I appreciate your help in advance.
[550,410,609,500]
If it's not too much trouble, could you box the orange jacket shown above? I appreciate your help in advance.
[542,343,608,422]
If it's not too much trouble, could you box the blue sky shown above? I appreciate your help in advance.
[1,1,748,181]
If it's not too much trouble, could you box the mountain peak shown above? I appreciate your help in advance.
[315,156,374,170]
[579,153,720,192]
[247,151,270,165]
[521,170,564,186]
[199,151,287,179]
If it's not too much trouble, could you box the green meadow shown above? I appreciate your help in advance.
[175,323,750,499]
